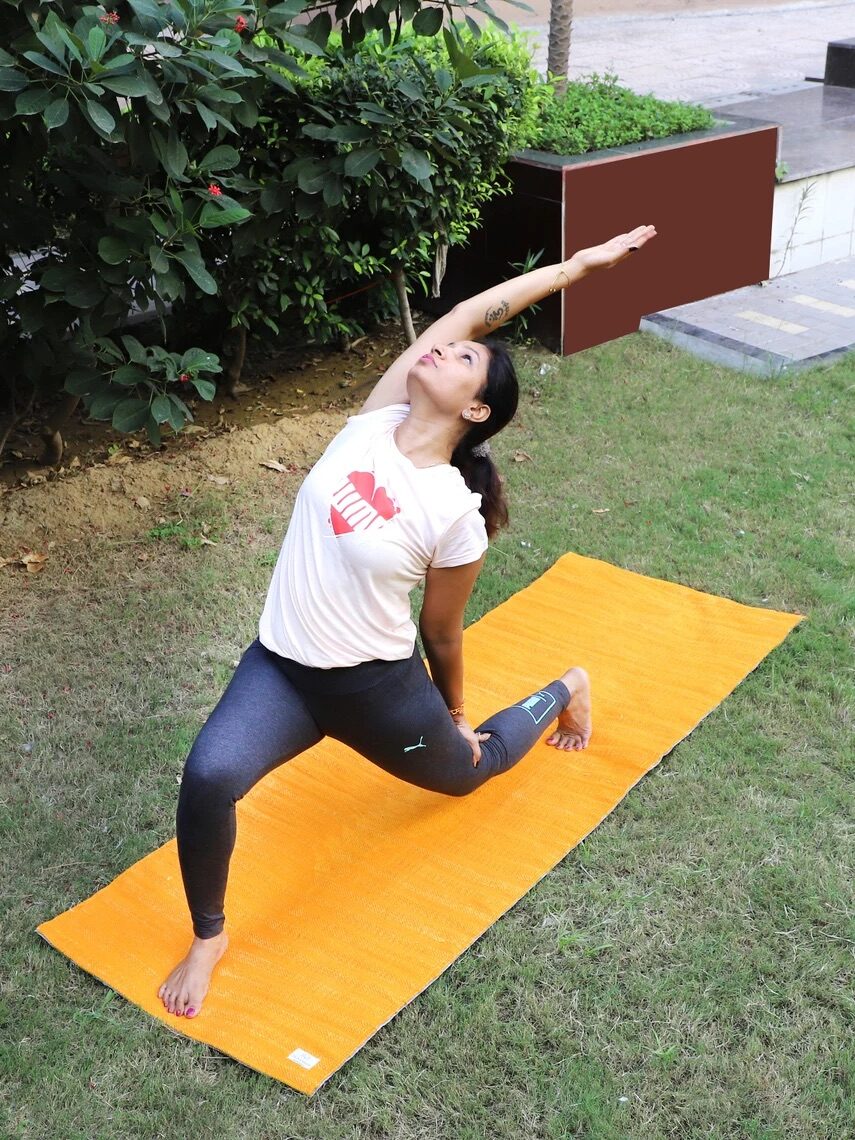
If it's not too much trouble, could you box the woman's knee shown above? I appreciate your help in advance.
[181,738,246,808]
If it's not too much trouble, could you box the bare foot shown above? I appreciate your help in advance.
[546,666,592,751]
[158,931,228,1018]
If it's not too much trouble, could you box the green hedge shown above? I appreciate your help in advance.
[523,73,716,156]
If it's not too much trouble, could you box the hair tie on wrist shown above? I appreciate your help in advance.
[471,441,491,459]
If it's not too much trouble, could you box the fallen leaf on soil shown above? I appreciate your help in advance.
[132,495,151,509]
[260,460,287,472]
[513,450,533,463]
[69,456,81,468]
[22,550,48,573]
[183,425,207,435]
[106,452,131,466]
[207,475,230,485]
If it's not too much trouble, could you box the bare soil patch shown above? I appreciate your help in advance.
[0,324,413,555]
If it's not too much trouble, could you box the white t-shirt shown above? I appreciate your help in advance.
[258,404,488,667]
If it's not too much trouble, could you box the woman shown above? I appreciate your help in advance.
[158,224,657,1018]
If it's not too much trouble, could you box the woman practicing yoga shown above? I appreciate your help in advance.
[158,224,657,1018]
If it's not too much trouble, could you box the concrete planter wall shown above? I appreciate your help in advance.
[430,118,779,355]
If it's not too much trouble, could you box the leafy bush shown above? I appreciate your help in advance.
[0,0,483,453]
[215,24,545,345]
[522,73,716,156]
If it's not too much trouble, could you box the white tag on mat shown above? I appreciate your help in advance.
[288,1047,320,1070]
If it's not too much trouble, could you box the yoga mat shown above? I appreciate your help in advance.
[38,553,801,1093]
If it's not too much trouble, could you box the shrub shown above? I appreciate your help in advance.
[522,72,716,156]
[214,24,545,347]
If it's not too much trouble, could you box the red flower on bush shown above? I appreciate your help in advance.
[234,15,248,33]
[208,183,223,197]
[99,9,120,23]
[179,373,191,384]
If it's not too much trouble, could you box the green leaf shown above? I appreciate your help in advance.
[112,364,148,388]
[35,29,67,66]
[145,414,163,447]
[400,147,433,182]
[267,0,311,20]
[296,163,328,195]
[83,99,116,134]
[98,236,132,265]
[43,98,70,129]
[66,278,104,308]
[167,131,189,179]
[88,25,107,64]
[112,398,150,433]
[89,392,123,420]
[196,101,218,131]
[99,74,152,97]
[0,68,29,92]
[26,53,66,79]
[65,369,103,396]
[344,147,382,178]
[102,53,137,72]
[172,249,218,295]
[181,348,220,372]
[121,335,148,365]
[323,176,344,207]
[151,394,171,424]
[412,7,443,35]
[328,123,372,143]
[191,378,216,401]
[305,12,332,48]
[197,145,241,173]
[19,89,56,121]
[148,245,169,273]
[198,202,252,228]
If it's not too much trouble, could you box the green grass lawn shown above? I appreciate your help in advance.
[1,333,852,1140]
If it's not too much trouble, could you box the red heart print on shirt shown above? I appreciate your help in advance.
[330,470,400,535]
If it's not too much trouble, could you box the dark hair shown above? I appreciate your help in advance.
[450,337,518,539]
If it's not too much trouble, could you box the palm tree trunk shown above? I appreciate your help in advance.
[547,0,574,93]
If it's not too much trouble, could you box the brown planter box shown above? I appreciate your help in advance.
[429,118,779,354]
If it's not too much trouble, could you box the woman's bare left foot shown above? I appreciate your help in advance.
[547,666,592,751]
[157,930,228,1018]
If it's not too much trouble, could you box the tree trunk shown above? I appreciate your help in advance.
[223,324,247,398]
[547,0,574,93]
[40,392,80,466]
[391,266,417,346]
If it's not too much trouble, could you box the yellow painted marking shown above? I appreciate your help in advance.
[736,310,808,334]
[792,294,855,317]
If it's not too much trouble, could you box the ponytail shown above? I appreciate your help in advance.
[450,338,518,539]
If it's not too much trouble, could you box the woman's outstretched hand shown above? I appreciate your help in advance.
[570,224,658,275]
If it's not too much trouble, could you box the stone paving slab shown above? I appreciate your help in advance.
[640,254,855,373]
[510,1,854,105]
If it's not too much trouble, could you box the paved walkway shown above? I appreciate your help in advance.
[642,255,855,375]
[504,1,855,371]
[508,0,852,106]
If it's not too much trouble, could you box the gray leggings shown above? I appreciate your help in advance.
[177,638,570,937]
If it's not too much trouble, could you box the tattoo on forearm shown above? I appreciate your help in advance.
[485,299,510,328]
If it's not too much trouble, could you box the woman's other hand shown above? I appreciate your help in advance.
[570,224,657,275]
[452,715,491,767]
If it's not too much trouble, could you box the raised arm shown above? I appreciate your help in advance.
[360,224,657,413]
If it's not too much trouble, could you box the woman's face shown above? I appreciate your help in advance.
[407,341,490,418]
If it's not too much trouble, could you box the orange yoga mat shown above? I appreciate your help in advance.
[38,553,801,1093]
